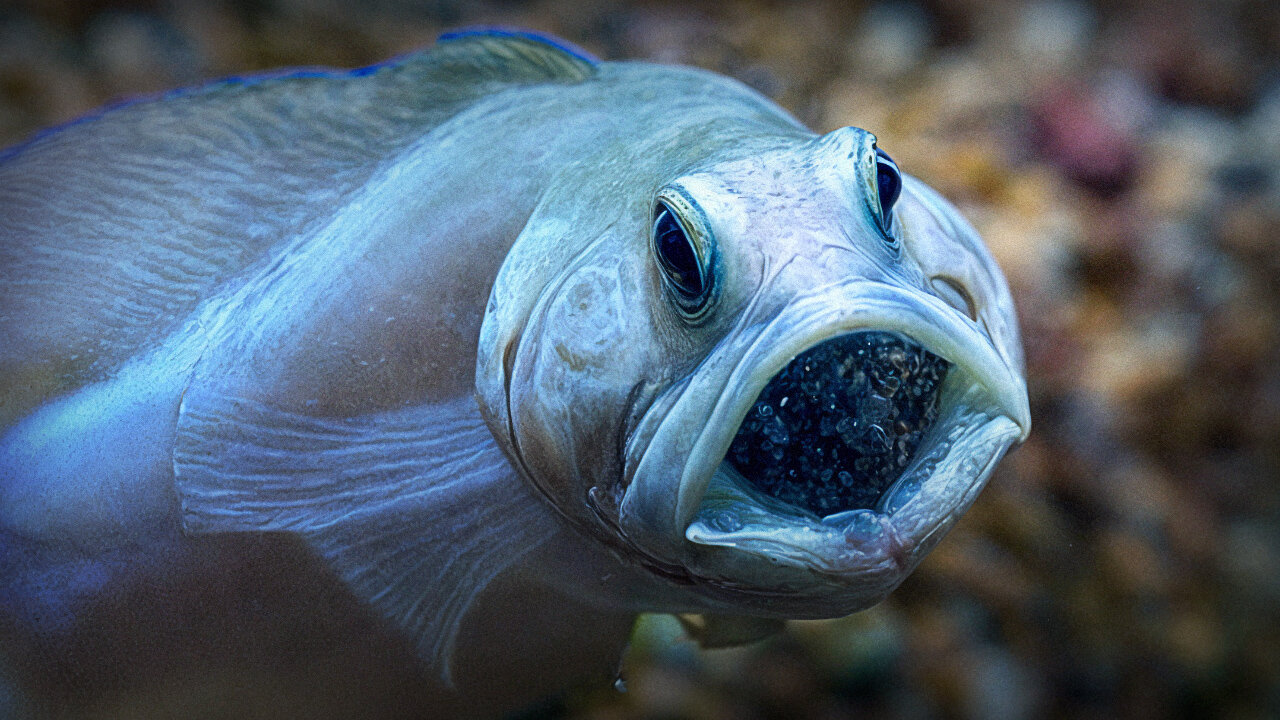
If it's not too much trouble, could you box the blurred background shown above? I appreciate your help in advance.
[1,0,1276,718]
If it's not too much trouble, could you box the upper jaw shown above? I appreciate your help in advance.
[617,278,1028,607]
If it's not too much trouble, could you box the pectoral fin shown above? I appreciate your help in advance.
[173,391,556,683]
[676,613,787,649]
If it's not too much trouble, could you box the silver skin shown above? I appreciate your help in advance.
[0,32,1028,716]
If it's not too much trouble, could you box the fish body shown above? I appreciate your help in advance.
[0,30,1028,717]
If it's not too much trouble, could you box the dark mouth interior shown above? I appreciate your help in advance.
[724,331,951,515]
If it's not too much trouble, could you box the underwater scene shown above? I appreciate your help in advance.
[0,1,1276,718]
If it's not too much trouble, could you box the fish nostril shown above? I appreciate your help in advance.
[930,276,978,323]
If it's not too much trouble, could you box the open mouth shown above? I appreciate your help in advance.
[619,279,1029,592]
[723,331,950,516]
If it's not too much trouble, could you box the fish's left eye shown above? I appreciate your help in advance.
[875,148,902,239]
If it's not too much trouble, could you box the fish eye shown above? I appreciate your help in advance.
[875,147,903,241]
[652,200,712,315]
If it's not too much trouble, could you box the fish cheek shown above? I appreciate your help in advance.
[508,264,655,514]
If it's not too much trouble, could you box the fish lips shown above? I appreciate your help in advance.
[618,278,1029,617]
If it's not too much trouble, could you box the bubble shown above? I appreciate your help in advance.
[858,392,894,423]
[865,423,891,452]
[763,416,790,444]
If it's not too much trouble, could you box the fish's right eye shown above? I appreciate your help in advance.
[653,206,702,298]
[652,198,714,318]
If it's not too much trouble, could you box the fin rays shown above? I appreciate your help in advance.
[174,393,553,682]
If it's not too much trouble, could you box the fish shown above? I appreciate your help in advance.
[0,28,1030,718]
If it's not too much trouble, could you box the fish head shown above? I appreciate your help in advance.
[478,125,1029,618]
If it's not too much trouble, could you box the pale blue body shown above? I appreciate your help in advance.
[0,29,1028,719]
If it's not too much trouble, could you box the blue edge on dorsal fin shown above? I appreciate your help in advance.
[0,26,598,164]
[435,25,599,65]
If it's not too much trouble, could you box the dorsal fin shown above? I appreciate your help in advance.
[432,27,597,83]
[0,28,596,427]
